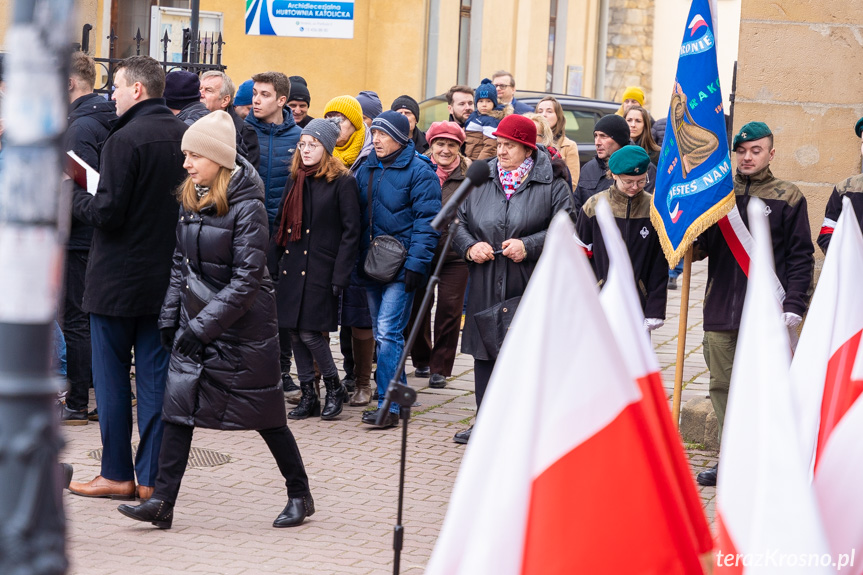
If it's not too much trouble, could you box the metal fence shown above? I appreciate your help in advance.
[78,24,227,97]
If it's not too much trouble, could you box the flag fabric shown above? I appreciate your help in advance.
[650,0,734,268]
[715,198,832,574]
[595,197,713,557]
[426,213,705,575]
[790,197,863,571]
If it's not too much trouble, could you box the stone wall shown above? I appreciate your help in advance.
[734,1,863,252]
[604,0,654,108]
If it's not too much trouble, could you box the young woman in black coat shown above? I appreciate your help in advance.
[271,118,361,420]
[117,111,313,530]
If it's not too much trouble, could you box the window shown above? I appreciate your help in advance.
[457,0,471,86]
[563,109,600,144]
[546,0,557,91]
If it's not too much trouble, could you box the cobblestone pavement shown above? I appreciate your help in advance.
[62,261,716,574]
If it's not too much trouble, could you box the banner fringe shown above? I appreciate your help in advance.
[650,190,736,269]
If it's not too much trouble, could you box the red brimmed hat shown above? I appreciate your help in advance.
[492,114,537,151]
[426,121,466,146]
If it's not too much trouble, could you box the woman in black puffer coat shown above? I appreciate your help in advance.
[271,118,361,421]
[117,111,313,531]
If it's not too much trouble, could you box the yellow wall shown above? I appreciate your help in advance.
[734,0,863,251]
[203,0,428,119]
[0,0,99,51]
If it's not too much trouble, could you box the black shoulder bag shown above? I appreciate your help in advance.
[183,215,227,318]
[362,169,407,283]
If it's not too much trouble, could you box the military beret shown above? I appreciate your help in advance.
[855,116,863,139]
[732,121,772,151]
[609,145,651,176]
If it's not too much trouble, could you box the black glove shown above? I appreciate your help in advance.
[160,327,177,351]
[175,329,203,359]
[403,270,423,293]
[332,284,343,298]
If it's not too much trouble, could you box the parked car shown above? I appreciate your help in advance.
[419,90,621,165]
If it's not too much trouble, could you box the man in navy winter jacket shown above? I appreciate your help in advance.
[245,71,301,231]
[355,111,441,427]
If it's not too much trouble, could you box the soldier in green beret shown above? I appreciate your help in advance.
[574,145,668,330]
[694,121,815,487]
[817,115,863,253]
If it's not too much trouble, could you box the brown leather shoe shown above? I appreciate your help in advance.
[68,475,135,500]
[137,485,154,500]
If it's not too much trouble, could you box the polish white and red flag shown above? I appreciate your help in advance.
[426,212,707,575]
[715,198,832,574]
[595,197,713,559]
[790,197,863,572]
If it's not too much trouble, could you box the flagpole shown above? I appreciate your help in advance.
[671,246,693,429]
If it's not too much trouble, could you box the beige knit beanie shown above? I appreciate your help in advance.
[181,110,237,169]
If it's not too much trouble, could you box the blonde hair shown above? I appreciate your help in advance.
[524,113,555,148]
[177,167,232,216]
[290,149,348,182]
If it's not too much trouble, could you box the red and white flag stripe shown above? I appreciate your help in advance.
[427,213,706,575]
[716,198,832,574]
[790,197,863,572]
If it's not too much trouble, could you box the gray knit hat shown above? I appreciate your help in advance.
[181,110,237,169]
[301,118,341,155]
[371,111,411,146]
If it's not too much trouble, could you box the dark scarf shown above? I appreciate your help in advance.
[276,162,319,246]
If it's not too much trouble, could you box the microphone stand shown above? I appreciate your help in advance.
[376,220,462,575]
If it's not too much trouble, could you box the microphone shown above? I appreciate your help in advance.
[431,160,489,232]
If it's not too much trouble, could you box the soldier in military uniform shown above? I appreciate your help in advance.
[695,121,815,486]
[817,116,863,253]
[575,145,668,332]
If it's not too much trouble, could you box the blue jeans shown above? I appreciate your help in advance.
[366,282,415,414]
[90,314,168,486]
[669,261,684,279]
[53,320,67,377]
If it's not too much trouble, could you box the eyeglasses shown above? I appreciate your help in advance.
[618,176,649,189]
[297,142,320,151]
[493,83,513,90]
[324,113,348,124]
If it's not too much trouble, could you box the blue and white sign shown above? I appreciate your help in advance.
[246,0,354,39]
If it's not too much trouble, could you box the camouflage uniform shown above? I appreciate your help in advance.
[816,173,863,253]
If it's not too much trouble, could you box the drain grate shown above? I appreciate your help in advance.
[88,442,231,469]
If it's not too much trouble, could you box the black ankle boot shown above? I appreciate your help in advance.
[288,380,320,420]
[320,375,346,420]
[273,494,315,528]
[117,498,174,529]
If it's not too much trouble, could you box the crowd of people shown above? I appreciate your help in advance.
[41,50,863,527]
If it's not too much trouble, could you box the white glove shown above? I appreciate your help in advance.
[644,318,665,332]
[783,312,803,329]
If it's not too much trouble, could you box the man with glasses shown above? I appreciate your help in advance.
[575,145,667,332]
[574,114,657,213]
[490,70,531,114]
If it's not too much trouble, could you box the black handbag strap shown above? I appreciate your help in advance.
[367,169,375,242]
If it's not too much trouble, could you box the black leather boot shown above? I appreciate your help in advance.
[320,375,347,420]
[288,380,320,420]
[117,498,174,529]
[273,493,315,528]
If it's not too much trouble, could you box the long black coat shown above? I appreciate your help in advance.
[159,157,286,431]
[64,93,116,251]
[72,98,188,316]
[452,151,573,360]
[270,172,361,331]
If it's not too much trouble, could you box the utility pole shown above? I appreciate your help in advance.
[0,0,74,572]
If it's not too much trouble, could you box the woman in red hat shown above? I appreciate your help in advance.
[449,114,573,444]
[403,122,472,389]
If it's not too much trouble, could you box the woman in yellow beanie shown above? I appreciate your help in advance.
[117,110,314,530]
[615,85,646,116]
[323,95,377,407]
[323,95,372,173]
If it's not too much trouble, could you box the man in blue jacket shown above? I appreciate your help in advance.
[245,71,301,231]
[355,111,442,427]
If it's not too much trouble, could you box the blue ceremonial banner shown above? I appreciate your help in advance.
[650,0,733,268]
